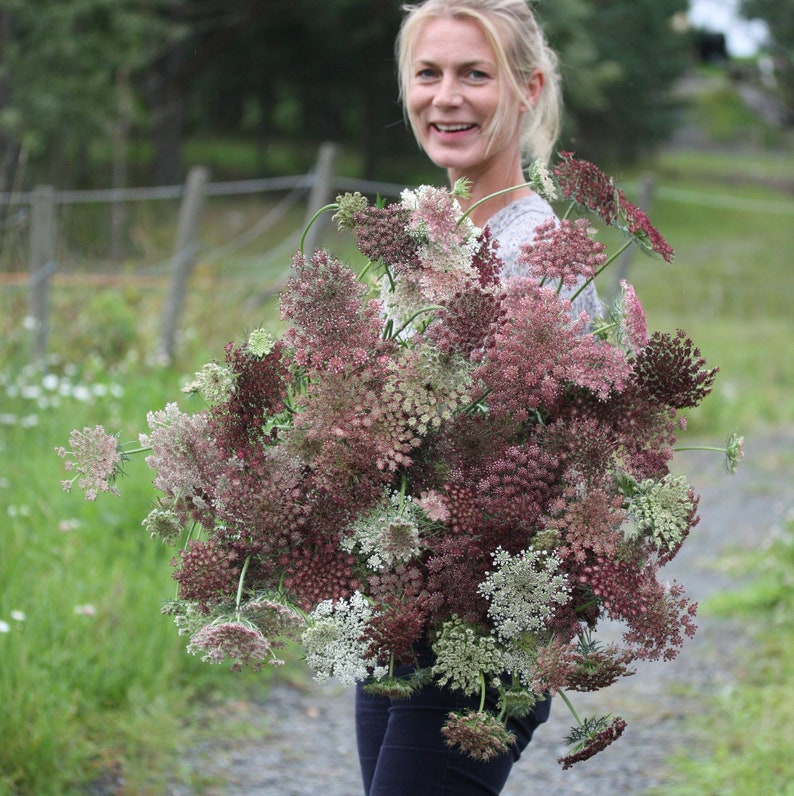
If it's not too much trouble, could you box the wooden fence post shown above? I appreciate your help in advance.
[28,185,56,367]
[301,142,338,254]
[158,166,209,364]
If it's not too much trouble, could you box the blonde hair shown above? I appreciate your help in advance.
[396,0,561,165]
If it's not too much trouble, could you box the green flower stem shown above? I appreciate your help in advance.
[300,203,338,253]
[357,259,376,284]
[569,238,633,304]
[121,445,151,456]
[675,445,727,453]
[557,688,583,727]
[478,671,487,713]
[391,306,442,339]
[235,554,252,612]
[399,472,408,510]
[458,182,534,226]
[561,200,576,221]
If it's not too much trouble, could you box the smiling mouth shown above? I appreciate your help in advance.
[433,123,476,133]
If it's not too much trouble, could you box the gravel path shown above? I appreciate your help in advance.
[171,428,794,796]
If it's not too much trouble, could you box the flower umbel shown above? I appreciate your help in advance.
[56,158,742,768]
[56,425,124,500]
[441,710,516,761]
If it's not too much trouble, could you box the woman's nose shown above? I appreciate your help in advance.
[432,74,462,108]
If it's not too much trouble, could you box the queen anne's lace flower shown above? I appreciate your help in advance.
[56,425,122,500]
[59,161,735,768]
[342,489,423,571]
[479,548,570,642]
[182,361,236,404]
[431,617,504,696]
[626,474,699,555]
[187,621,275,672]
[441,710,516,761]
[302,592,388,687]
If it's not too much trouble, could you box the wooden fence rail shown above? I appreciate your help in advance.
[5,142,406,367]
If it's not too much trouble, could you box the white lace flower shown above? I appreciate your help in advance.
[479,547,569,642]
[302,592,387,686]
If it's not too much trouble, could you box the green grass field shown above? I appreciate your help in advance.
[1,142,793,793]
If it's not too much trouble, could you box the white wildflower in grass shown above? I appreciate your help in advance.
[342,490,422,570]
[626,474,697,553]
[0,620,10,633]
[182,361,236,404]
[74,604,97,617]
[302,591,387,687]
[247,328,276,357]
[479,548,569,643]
[431,617,504,696]
[10,611,26,622]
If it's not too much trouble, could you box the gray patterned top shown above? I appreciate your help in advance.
[486,194,602,320]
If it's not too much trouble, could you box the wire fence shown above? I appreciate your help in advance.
[2,141,794,367]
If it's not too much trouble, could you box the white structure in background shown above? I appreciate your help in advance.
[688,0,769,58]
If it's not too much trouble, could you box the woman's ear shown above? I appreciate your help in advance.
[521,69,544,112]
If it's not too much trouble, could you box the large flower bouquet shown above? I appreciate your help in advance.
[58,153,743,768]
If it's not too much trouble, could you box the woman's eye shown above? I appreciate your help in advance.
[467,69,488,80]
[416,68,437,79]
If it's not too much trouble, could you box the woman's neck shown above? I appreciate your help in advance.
[449,162,532,228]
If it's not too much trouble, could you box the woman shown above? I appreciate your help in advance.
[355,2,600,794]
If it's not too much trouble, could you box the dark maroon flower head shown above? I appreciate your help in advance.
[364,595,431,664]
[281,543,360,612]
[426,283,505,356]
[211,339,291,453]
[553,153,674,262]
[470,225,503,288]
[631,329,717,409]
[172,539,240,610]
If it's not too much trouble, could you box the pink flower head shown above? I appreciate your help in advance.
[56,425,122,500]
[142,403,225,526]
[441,710,516,761]
[281,249,385,373]
[403,185,468,252]
[620,279,648,353]
[518,217,607,289]
[188,622,274,672]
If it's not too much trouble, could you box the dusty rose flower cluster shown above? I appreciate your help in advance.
[57,154,742,767]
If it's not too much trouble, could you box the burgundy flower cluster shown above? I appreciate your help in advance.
[553,152,675,262]
[60,155,738,768]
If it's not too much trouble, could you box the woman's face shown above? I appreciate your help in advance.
[406,16,531,184]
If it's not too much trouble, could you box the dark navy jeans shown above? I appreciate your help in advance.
[355,665,551,796]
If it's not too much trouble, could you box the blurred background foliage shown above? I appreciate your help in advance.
[1,0,791,192]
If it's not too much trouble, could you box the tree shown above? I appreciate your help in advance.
[0,0,176,189]
[539,0,691,163]
[741,0,794,122]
